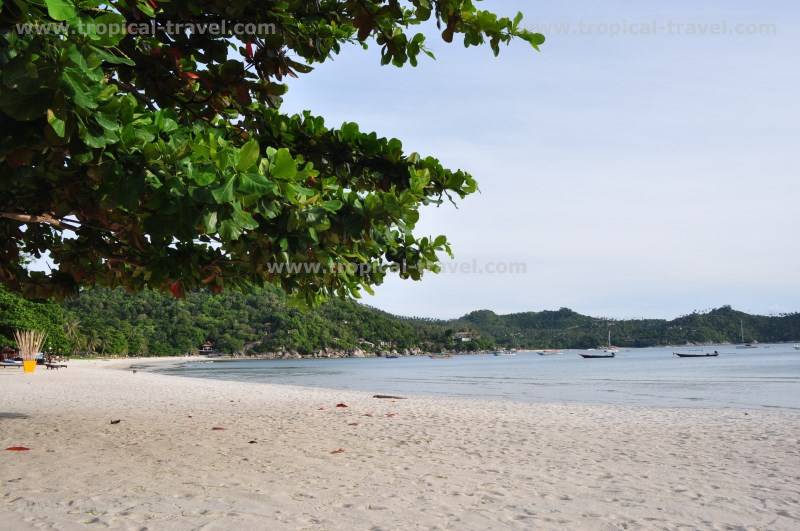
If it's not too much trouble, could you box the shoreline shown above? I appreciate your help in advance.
[62,340,799,366]
[134,352,800,413]
[2,360,799,529]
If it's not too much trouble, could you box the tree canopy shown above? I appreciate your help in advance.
[0,0,545,302]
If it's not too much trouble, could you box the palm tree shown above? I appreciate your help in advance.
[63,318,82,356]
[84,331,100,356]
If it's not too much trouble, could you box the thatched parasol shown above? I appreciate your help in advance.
[13,329,48,361]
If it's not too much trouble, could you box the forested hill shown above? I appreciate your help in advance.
[1,286,798,357]
[453,307,800,349]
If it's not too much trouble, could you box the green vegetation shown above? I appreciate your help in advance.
[60,286,456,356]
[1,1,543,302]
[457,307,800,349]
[0,285,71,353]
[1,287,798,356]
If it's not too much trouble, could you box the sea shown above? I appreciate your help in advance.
[155,344,800,410]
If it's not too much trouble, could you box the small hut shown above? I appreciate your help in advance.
[198,341,215,354]
[1,346,18,362]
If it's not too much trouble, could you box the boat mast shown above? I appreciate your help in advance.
[740,319,744,343]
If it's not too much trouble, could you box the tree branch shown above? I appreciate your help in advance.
[0,212,78,230]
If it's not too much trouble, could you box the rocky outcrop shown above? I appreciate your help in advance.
[217,347,498,360]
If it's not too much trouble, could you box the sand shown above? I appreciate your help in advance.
[1,359,799,530]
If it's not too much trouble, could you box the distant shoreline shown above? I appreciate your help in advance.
[72,341,800,362]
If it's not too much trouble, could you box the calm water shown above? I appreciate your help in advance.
[157,344,800,409]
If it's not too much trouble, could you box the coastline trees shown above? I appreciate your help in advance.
[3,285,796,357]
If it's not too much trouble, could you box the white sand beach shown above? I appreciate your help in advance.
[1,359,799,530]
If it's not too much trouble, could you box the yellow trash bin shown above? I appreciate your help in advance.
[23,360,36,373]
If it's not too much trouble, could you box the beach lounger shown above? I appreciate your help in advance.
[0,361,22,369]
[45,363,68,370]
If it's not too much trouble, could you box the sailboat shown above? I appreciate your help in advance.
[580,328,617,359]
[736,320,758,349]
[603,328,619,355]
[794,344,800,351]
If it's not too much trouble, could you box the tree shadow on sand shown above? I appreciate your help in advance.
[0,412,30,420]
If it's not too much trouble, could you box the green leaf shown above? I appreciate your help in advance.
[81,127,112,148]
[45,0,76,21]
[66,45,90,71]
[47,109,66,137]
[339,122,360,141]
[136,0,156,17]
[231,204,259,230]
[361,282,375,296]
[238,173,274,195]
[154,110,179,133]
[121,124,155,147]
[236,139,260,171]
[218,219,242,241]
[201,211,218,233]
[94,112,119,132]
[89,46,135,66]
[88,14,128,46]
[321,199,343,212]
[193,171,217,186]
[211,177,235,203]
[62,70,97,109]
[270,148,297,180]
[522,32,546,51]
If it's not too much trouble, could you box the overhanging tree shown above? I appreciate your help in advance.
[0,0,544,302]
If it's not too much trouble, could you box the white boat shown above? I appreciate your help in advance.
[581,328,618,358]
[794,344,800,351]
[736,320,758,349]
[603,328,619,355]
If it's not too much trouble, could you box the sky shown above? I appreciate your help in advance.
[279,0,799,320]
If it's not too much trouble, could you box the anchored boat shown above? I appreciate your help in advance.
[580,326,619,359]
[736,320,758,349]
[579,352,616,359]
[674,351,720,358]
